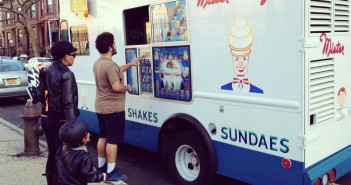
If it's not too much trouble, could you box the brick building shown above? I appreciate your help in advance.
[0,0,59,57]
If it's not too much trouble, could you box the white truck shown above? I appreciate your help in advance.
[51,0,351,184]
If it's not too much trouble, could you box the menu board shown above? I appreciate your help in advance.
[151,0,188,43]
[153,46,191,101]
[139,48,153,94]
[125,48,139,95]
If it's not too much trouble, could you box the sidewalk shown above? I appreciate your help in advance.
[0,117,47,185]
[0,117,122,185]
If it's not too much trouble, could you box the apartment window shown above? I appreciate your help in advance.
[30,4,36,19]
[7,32,12,47]
[0,37,3,48]
[40,1,44,17]
[17,29,23,45]
[41,25,45,47]
[6,12,11,25]
[47,0,53,13]
[17,8,22,21]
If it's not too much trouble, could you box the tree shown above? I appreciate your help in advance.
[0,0,42,57]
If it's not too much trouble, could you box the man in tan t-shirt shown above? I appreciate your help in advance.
[93,32,140,182]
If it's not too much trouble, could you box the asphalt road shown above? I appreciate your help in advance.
[0,97,245,185]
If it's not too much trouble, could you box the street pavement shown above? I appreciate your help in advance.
[0,117,124,185]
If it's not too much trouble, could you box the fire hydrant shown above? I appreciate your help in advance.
[20,99,43,155]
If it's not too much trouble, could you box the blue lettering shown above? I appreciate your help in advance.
[143,111,148,121]
[249,132,258,145]
[132,108,137,118]
[127,108,132,117]
[229,128,237,141]
[258,134,268,149]
[280,138,290,153]
[148,112,152,122]
[138,110,142,119]
[221,127,228,139]
[153,113,158,123]
[270,136,278,151]
[238,130,247,144]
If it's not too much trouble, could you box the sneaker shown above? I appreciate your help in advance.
[98,163,107,173]
[106,169,127,181]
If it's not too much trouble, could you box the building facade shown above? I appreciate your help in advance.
[0,0,59,57]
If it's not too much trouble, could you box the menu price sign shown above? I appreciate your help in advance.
[139,48,153,94]
[125,48,139,95]
[151,0,188,43]
[153,46,191,101]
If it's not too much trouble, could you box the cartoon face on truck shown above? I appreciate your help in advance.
[336,87,348,120]
[221,16,263,94]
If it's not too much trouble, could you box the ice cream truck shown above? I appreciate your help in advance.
[50,0,351,184]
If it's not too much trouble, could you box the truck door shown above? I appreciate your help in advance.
[304,0,351,168]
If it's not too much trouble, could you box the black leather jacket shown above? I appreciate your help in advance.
[43,60,79,120]
[56,145,103,185]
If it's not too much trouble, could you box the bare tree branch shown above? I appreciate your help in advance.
[0,0,42,57]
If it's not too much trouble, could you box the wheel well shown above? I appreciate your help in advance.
[158,113,217,174]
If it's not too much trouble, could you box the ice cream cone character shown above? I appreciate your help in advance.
[336,87,348,120]
[221,16,263,94]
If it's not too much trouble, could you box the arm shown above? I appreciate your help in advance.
[80,153,104,183]
[119,56,141,72]
[106,64,132,93]
[111,78,131,92]
[62,72,76,121]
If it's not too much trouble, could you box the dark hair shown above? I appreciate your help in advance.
[95,32,114,54]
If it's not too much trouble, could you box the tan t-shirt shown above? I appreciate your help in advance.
[93,57,125,114]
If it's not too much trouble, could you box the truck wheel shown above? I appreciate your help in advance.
[168,130,212,185]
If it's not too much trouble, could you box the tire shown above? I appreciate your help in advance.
[168,130,212,185]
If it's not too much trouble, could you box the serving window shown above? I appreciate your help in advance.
[123,6,150,45]
[124,1,191,102]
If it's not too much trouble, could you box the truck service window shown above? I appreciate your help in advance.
[123,6,150,45]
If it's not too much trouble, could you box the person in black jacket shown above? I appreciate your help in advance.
[41,41,80,185]
[57,118,112,185]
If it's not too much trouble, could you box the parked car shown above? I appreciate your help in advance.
[0,59,28,99]
[0,56,12,59]
[24,57,52,70]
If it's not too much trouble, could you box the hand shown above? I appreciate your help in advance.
[131,56,141,66]
[127,85,132,92]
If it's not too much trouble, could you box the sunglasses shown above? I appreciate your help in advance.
[67,53,76,58]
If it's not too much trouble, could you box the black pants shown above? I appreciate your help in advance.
[41,117,64,174]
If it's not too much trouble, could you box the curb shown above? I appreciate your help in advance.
[0,117,47,149]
